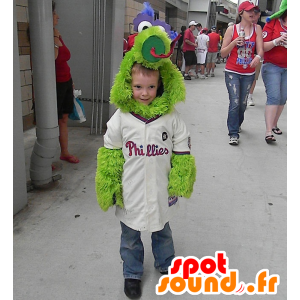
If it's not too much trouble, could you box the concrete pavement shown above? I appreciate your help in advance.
[14,64,287,299]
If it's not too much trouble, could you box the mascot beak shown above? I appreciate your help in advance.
[150,34,181,59]
[140,32,181,62]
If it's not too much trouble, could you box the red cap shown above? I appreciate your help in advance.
[238,1,258,13]
[203,27,208,31]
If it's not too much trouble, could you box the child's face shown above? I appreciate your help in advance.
[131,71,160,106]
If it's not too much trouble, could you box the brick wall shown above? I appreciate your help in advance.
[16,0,35,131]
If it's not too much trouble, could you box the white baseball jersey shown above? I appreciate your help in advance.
[104,109,191,232]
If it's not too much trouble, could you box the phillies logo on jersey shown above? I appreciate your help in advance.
[126,141,169,157]
[262,31,268,39]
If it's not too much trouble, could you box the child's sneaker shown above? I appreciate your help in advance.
[124,279,141,299]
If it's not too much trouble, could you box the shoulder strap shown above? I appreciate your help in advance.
[231,24,236,40]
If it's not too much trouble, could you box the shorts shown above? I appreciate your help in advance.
[56,78,74,119]
[261,63,287,106]
[196,49,207,65]
[184,51,197,66]
[206,52,218,63]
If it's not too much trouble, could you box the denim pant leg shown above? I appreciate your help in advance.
[120,222,144,280]
[225,71,254,137]
[261,63,287,106]
[280,67,287,105]
[151,222,175,273]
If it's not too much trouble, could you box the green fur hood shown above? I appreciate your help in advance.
[110,26,186,119]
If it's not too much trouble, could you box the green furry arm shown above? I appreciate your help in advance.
[95,147,125,211]
[168,153,196,198]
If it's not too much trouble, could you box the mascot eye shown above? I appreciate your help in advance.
[157,26,166,32]
[138,21,152,33]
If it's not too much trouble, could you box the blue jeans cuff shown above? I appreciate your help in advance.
[124,275,142,280]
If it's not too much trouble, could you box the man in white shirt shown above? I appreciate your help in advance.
[195,28,209,79]
[196,23,202,36]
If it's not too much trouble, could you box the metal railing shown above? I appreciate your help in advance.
[91,0,106,135]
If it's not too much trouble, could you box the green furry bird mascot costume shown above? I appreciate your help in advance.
[95,7,196,224]
[95,3,196,297]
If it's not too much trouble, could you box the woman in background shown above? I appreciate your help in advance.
[53,1,79,163]
[221,1,263,145]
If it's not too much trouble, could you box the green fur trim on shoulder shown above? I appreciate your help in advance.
[110,27,186,119]
[168,153,196,198]
[95,147,125,211]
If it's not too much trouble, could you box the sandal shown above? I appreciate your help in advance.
[60,155,80,164]
[265,135,276,144]
[272,127,282,135]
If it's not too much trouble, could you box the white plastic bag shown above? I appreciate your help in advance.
[69,90,86,123]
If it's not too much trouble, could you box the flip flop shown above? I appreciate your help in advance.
[60,155,80,164]
[272,127,282,135]
[265,135,276,144]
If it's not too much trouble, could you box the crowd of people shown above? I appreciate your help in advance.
[180,0,287,146]
[181,21,222,80]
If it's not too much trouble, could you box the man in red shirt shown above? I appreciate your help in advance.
[182,21,198,80]
[206,26,220,77]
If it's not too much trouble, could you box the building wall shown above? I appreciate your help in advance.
[16,0,35,131]
[166,5,187,33]
[215,0,238,34]
[14,0,28,215]
[188,0,211,28]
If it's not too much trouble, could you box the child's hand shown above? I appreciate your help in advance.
[95,147,125,211]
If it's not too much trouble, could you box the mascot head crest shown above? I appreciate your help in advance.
[266,0,287,22]
[110,4,184,119]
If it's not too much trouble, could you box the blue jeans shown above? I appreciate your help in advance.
[261,63,287,106]
[225,71,255,138]
[120,222,175,280]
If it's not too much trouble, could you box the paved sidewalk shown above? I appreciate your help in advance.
[14,64,287,299]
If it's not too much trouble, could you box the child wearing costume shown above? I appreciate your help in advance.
[95,5,196,299]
